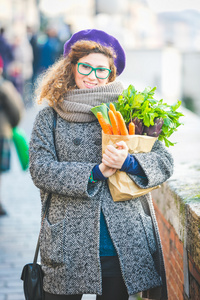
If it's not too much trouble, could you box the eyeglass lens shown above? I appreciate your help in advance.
[78,63,110,79]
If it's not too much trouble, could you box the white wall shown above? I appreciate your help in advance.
[182,52,200,115]
[119,49,162,93]
[119,48,200,115]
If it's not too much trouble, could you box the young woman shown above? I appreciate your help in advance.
[29,29,173,300]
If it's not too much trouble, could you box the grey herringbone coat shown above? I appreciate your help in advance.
[29,107,173,299]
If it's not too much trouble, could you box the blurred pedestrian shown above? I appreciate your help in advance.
[37,24,63,73]
[0,27,14,78]
[8,33,33,107]
[29,29,173,299]
[27,25,40,85]
[0,55,24,215]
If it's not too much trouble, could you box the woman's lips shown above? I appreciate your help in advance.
[84,81,97,88]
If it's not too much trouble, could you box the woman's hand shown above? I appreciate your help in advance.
[102,141,128,169]
[99,163,117,178]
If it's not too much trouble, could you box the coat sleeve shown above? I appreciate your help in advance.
[0,81,24,127]
[29,108,102,198]
[129,139,174,188]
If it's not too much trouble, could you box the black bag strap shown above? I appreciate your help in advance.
[33,109,57,266]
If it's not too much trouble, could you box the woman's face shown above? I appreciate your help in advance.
[74,53,111,89]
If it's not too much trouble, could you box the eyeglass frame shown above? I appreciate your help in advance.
[77,62,111,79]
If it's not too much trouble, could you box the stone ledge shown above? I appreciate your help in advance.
[152,106,200,268]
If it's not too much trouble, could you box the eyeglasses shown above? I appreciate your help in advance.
[77,62,111,79]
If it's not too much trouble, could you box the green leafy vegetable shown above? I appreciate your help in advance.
[116,85,184,147]
[91,103,110,125]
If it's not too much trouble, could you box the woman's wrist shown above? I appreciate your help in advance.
[93,164,107,181]
[98,163,105,176]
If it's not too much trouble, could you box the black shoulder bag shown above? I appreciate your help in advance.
[21,110,57,300]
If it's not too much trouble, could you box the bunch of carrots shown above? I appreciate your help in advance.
[97,103,135,135]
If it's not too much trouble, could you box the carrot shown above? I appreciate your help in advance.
[108,110,120,135]
[109,103,117,116]
[129,122,135,135]
[115,111,128,135]
[97,112,113,135]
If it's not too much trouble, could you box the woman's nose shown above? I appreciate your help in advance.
[87,70,96,80]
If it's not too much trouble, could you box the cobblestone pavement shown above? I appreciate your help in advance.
[0,106,137,300]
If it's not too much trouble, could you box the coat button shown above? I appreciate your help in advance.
[94,138,101,146]
[73,138,81,146]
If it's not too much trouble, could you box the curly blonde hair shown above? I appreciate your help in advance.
[36,40,117,107]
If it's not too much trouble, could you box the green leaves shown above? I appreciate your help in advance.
[116,85,184,147]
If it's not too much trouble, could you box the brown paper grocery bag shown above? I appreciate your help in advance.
[102,132,160,202]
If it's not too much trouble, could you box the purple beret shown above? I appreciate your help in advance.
[63,29,126,76]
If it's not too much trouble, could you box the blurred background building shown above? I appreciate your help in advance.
[0,0,200,113]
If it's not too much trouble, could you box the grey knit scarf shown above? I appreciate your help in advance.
[54,81,124,122]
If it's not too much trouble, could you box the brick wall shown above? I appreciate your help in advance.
[153,201,200,300]
[188,255,200,300]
